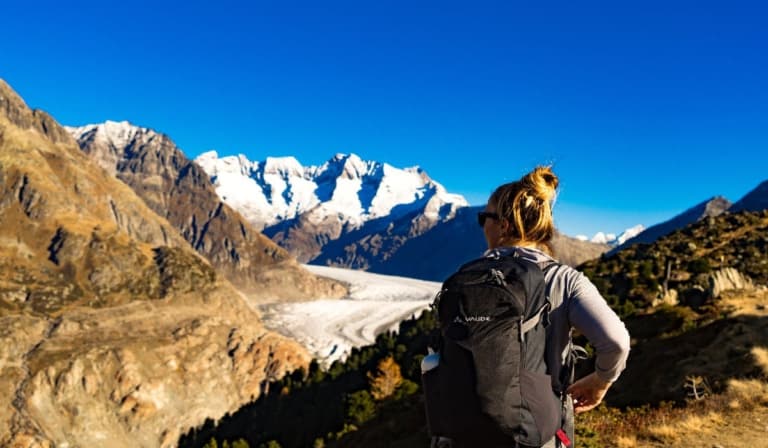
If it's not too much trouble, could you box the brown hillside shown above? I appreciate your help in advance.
[0,79,312,447]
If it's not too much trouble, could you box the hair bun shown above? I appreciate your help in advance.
[523,166,558,202]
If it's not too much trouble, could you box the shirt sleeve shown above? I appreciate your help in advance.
[565,269,631,383]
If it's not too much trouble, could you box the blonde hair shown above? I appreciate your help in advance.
[489,166,558,255]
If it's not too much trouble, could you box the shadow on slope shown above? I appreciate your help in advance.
[330,304,768,448]
[176,293,768,448]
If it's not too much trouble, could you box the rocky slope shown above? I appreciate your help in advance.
[1,298,310,448]
[66,121,345,301]
[0,79,312,447]
[581,209,768,316]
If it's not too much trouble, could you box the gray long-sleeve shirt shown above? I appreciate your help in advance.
[484,246,631,386]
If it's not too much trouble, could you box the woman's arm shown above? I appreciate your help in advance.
[565,270,631,412]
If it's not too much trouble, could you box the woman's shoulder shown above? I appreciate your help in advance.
[546,262,599,296]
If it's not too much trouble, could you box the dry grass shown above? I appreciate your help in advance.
[581,377,768,447]
[727,378,768,406]
[646,423,680,442]
[721,288,768,317]
[648,412,724,443]
[615,436,638,448]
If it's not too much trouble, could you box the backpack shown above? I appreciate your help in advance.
[421,252,564,447]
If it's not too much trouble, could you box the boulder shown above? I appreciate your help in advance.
[653,288,679,307]
[680,286,709,309]
[709,268,755,298]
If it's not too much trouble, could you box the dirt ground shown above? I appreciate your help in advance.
[627,290,768,448]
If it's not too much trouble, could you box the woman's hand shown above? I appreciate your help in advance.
[567,372,612,414]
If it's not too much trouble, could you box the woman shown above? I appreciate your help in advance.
[478,165,631,446]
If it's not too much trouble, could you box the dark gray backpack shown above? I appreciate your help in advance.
[422,253,563,447]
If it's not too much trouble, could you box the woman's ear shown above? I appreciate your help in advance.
[500,218,511,234]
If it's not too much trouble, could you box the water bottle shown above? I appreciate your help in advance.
[421,348,440,373]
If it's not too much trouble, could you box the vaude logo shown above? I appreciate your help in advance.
[453,315,492,323]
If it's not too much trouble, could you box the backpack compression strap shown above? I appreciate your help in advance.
[520,302,551,343]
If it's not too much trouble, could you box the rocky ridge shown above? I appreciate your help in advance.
[0,79,312,447]
[580,209,768,316]
[730,179,768,213]
[66,121,346,301]
[612,196,732,253]
[195,151,468,266]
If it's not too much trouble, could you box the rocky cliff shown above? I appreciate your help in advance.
[66,121,346,301]
[0,79,312,447]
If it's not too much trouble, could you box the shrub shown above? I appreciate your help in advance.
[345,390,376,426]
[688,258,711,274]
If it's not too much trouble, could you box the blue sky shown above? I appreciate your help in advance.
[2,0,766,237]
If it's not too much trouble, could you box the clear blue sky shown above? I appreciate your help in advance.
[2,0,766,237]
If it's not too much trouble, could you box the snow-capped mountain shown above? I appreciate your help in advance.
[195,151,467,230]
[64,121,610,277]
[195,151,469,263]
[67,119,150,148]
[65,120,160,176]
[616,224,647,245]
[575,225,646,247]
[589,232,617,245]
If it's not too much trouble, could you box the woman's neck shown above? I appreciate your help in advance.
[495,238,539,250]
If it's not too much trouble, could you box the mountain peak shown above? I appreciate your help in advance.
[591,232,617,244]
[263,156,304,177]
[65,120,155,149]
[0,78,28,115]
[575,224,645,246]
[195,151,469,239]
[324,153,373,179]
[0,78,73,144]
[704,195,733,214]
[195,150,220,164]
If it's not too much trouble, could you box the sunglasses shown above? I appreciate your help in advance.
[477,211,500,227]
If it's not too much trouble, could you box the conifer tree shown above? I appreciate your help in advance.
[367,355,403,400]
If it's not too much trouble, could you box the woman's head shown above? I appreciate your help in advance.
[481,165,558,253]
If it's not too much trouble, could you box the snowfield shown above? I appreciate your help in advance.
[257,265,441,366]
